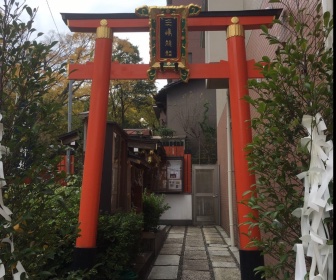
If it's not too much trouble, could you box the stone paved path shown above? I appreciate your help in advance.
[146,225,241,280]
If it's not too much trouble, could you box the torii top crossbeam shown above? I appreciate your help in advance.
[62,9,281,81]
[61,9,282,32]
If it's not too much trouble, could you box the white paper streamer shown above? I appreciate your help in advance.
[293,114,333,279]
[0,262,5,278]
[13,261,27,280]
[294,244,307,279]
[0,113,28,279]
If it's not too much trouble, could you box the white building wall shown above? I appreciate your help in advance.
[160,194,192,221]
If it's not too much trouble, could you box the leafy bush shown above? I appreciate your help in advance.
[142,189,170,232]
[94,211,144,279]
[1,175,87,279]
[244,1,333,279]
[4,174,144,279]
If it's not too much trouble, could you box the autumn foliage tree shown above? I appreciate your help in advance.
[43,33,159,131]
[43,31,95,131]
[109,37,158,128]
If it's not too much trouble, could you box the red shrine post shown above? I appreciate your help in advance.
[227,16,263,278]
[62,8,282,279]
[73,20,112,269]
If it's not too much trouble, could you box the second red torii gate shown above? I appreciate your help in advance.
[62,8,281,280]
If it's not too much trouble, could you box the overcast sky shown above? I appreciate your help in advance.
[24,0,167,88]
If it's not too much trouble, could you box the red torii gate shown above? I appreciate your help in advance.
[62,8,281,279]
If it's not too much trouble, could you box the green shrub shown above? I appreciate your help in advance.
[94,211,143,279]
[1,175,90,279]
[245,2,333,279]
[142,189,170,232]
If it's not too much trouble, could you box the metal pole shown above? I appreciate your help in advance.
[66,79,73,174]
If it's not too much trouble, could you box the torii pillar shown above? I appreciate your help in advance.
[72,20,112,269]
[227,17,263,279]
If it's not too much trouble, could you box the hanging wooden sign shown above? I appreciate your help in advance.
[135,4,201,82]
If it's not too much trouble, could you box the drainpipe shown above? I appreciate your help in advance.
[226,92,235,247]
[322,0,333,49]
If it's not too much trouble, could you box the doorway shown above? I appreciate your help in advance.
[192,164,219,225]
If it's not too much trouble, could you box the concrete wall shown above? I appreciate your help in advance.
[166,80,216,136]
[165,79,216,161]
[160,194,193,225]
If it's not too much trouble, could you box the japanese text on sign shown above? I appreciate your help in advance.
[159,17,178,59]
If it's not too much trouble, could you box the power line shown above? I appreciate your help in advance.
[45,0,61,37]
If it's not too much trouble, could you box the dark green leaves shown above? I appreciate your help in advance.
[245,1,333,279]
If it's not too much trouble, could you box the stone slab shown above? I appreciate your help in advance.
[154,255,180,266]
[207,247,229,251]
[160,247,182,255]
[215,226,228,236]
[203,233,218,236]
[213,268,241,280]
[186,233,202,237]
[184,250,207,260]
[209,255,235,262]
[184,246,205,251]
[147,265,179,279]
[187,229,202,232]
[205,238,224,244]
[212,261,238,268]
[162,243,183,249]
[207,244,228,248]
[187,229,202,233]
[186,237,203,242]
[182,259,209,271]
[185,240,204,247]
[168,233,185,239]
[224,237,232,245]
[169,227,186,233]
[229,247,239,252]
[208,250,231,257]
[181,270,211,280]
[165,238,184,244]
[202,229,217,234]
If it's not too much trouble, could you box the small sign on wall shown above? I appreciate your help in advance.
[167,159,182,179]
[156,157,184,193]
[168,179,182,191]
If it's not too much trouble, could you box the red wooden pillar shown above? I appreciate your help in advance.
[183,153,192,193]
[227,17,264,280]
[73,19,112,269]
